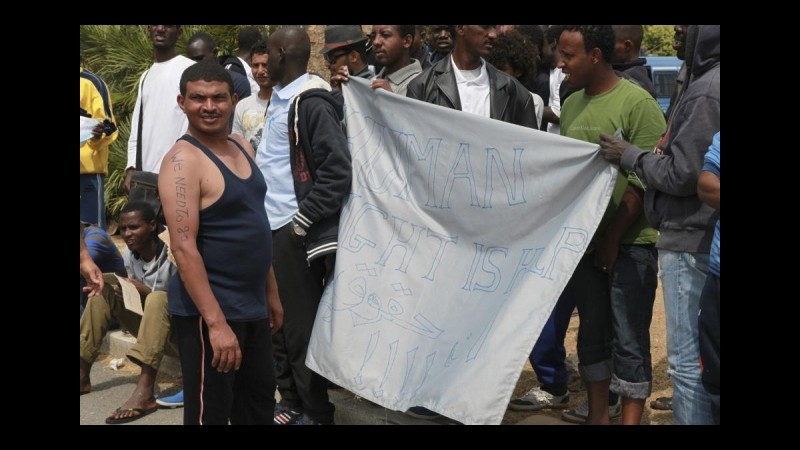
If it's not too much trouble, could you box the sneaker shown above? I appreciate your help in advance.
[405,406,442,420]
[155,390,184,408]
[561,398,622,423]
[508,387,570,411]
[274,404,303,425]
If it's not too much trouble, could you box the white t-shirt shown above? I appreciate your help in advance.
[547,67,565,135]
[232,93,269,151]
[239,56,260,98]
[452,55,491,118]
[127,55,196,173]
[530,92,544,129]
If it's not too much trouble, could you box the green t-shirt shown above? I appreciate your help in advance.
[561,78,666,245]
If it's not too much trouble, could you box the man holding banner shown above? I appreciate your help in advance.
[556,25,665,425]
[404,24,538,420]
[307,55,619,424]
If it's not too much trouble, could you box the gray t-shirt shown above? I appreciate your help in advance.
[123,242,175,292]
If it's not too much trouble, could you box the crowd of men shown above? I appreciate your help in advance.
[80,24,719,425]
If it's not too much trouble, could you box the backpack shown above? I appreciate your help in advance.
[288,88,346,183]
[220,55,246,77]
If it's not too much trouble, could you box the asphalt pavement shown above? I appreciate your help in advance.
[80,356,183,425]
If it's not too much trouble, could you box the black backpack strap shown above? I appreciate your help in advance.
[135,70,149,171]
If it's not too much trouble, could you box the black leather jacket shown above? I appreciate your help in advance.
[406,56,538,129]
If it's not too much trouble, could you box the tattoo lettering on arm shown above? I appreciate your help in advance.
[177,225,190,241]
[171,152,184,172]
[171,151,190,226]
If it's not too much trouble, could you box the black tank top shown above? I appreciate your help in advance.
[168,135,272,321]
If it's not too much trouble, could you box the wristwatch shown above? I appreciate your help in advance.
[292,221,307,237]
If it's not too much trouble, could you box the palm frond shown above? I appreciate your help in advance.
[81,25,278,229]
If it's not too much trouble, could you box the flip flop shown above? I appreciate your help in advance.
[105,406,158,424]
[650,396,673,410]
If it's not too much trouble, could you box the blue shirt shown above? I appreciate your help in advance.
[702,132,720,277]
[81,223,126,307]
[256,73,310,230]
[82,223,125,275]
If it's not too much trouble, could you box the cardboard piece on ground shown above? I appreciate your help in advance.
[158,228,176,266]
[102,273,143,315]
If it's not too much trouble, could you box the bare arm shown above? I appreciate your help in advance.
[370,78,393,92]
[543,77,562,125]
[80,233,104,297]
[330,66,351,92]
[125,278,152,298]
[594,184,645,273]
[159,143,241,373]
[542,106,560,124]
[697,171,719,211]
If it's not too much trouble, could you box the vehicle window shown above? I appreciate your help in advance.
[653,71,678,98]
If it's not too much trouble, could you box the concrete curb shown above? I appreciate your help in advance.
[101,330,182,378]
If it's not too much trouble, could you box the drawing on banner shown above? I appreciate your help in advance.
[319,273,445,338]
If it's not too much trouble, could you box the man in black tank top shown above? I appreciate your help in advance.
[159,62,284,425]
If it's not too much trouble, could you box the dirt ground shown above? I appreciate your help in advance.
[502,282,673,425]
[111,235,673,425]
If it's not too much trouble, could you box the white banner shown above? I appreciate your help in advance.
[307,77,616,425]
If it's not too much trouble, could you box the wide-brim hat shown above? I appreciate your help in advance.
[320,25,368,55]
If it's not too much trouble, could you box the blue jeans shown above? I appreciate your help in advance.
[529,289,576,392]
[659,250,714,425]
[610,245,658,400]
[80,174,106,229]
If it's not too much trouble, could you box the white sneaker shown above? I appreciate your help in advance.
[561,398,622,423]
[509,387,570,411]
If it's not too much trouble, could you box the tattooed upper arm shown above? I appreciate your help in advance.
[159,143,201,246]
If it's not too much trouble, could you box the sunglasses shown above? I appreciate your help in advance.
[324,50,349,64]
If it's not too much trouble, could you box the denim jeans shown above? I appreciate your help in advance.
[80,173,106,229]
[529,289,576,392]
[571,255,613,382]
[659,250,714,425]
[609,244,658,400]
